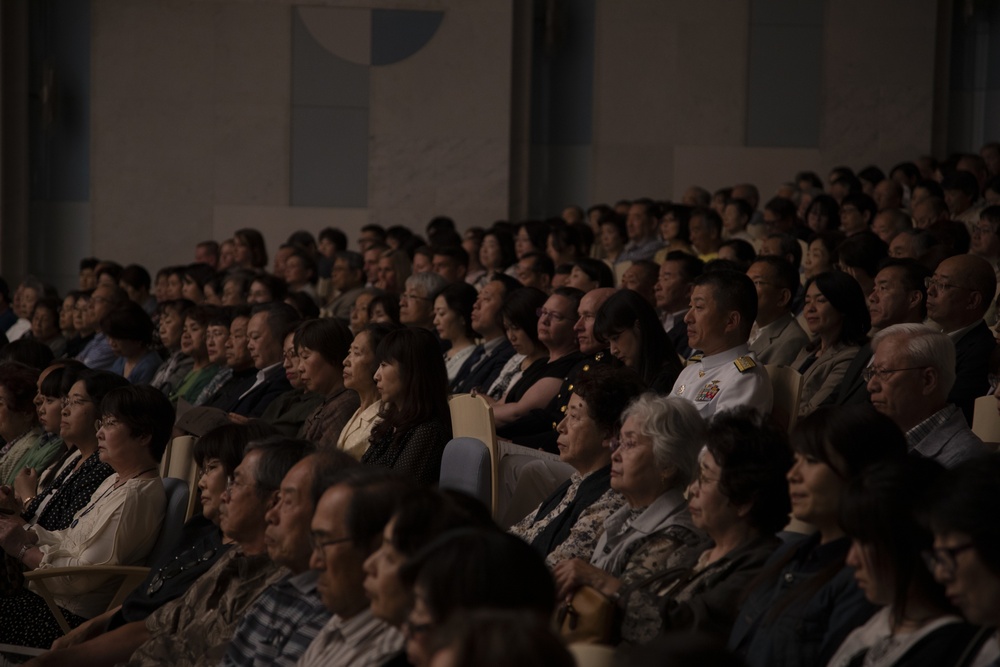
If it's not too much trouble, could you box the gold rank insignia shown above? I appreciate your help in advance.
[733,356,756,373]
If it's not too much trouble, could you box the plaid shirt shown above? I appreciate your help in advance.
[221,570,330,667]
[905,405,955,450]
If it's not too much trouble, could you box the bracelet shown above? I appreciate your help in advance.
[16,543,30,562]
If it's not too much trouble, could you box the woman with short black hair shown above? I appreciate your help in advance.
[104,302,160,385]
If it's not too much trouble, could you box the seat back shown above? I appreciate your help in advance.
[972,395,1000,447]
[448,394,499,513]
[568,643,616,667]
[163,435,200,520]
[765,364,802,433]
[438,437,492,509]
[150,477,190,568]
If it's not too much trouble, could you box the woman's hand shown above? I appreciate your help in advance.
[14,467,39,505]
[0,513,35,556]
[553,558,621,600]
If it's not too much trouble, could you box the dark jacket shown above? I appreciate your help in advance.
[950,321,996,425]
[229,365,293,418]
[824,342,873,407]
[728,534,876,667]
[452,339,515,395]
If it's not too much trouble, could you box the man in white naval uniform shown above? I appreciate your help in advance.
[672,269,773,418]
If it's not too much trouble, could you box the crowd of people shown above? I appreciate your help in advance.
[0,145,997,665]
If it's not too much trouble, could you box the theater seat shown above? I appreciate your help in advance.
[764,364,802,432]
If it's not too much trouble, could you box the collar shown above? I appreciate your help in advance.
[698,343,751,370]
[905,404,957,449]
[945,319,983,340]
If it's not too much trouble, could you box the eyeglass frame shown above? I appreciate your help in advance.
[862,366,928,384]
[924,277,974,292]
[536,308,570,323]
[308,531,353,556]
[94,416,121,431]
[922,543,976,579]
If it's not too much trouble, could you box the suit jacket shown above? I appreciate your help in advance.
[911,405,991,468]
[791,342,861,417]
[452,339,515,394]
[825,342,873,407]
[229,364,293,418]
[750,314,810,366]
[950,321,996,425]
[666,320,692,359]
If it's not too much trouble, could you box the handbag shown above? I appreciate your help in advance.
[555,585,619,644]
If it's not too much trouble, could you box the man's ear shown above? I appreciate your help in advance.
[776,287,792,310]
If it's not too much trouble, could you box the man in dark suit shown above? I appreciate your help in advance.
[826,259,929,406]
[229,302,299,417]
[926,254,997,424]
[655,251,704,359]
[452,274,521,394]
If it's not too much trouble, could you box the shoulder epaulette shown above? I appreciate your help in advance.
[733,355,756,373]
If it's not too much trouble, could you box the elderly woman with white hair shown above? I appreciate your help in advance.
[553,394,706,644]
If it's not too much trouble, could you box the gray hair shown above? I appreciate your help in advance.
[621,394,705,489]
[406,271,448,299]
[872,323,956,397]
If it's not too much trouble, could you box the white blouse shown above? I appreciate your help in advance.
[30,475,166,618]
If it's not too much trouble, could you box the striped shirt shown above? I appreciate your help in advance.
[296,608,404,667]
[221,570,330,667]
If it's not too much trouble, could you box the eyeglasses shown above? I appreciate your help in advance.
[971,224,996,236]
[62,396,93,410]
[610,436,642,453]
[693,470,720,488]
[94,417,120,431]
[536,308,570,323]
[862,366,927,383]
[308,532,353,555]
[922,543,975,579]
[924,277,973,292]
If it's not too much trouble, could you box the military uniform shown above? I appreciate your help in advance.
[672,343,772,418]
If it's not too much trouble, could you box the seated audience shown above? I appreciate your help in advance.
[553,394,705,644]
[254,328,323,437]
[492,287,584,427]
[325,251,367,320]
[451,274,520,394]
[594,289,683,393]
[219,449,357,667]
[362,328,452,485]
[728,404,906,667]
[620,259,659,306]
[77,283,129,371]
[0,384,172,649]
[232,227,269,271]
[377,248,412,295]
[0,363,45,485]
[655,204,695,260]
[30,423,272,666]
[657,410,791,639]
[400,528,557,667]
[925,254,997,424]
[433,283,478,383]
[746,257,809,366]
[866,323,989,467]
[368,292,401,325]
[149,299,195,397]
[294,318,360,450]
[338,323,399,460]
[103,302,159,385]
[672,270,773,417]
[28,298,66,358]
[791,271,870,416]
[827,457,983,667]
[510,365,644,566]
[619,200,665,263]
[568,257,614,292]
[230,303,298,418]
[483,287,548,402]
[803,231,843,281]
[426,610,573,667]
[655,252,704,359]
[400,272,448,332]
[169,305,222,405]
[926,454,1000,665]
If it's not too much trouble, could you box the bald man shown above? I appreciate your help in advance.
[925,254,998,424]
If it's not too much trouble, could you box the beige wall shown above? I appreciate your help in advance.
[89,0,512,275]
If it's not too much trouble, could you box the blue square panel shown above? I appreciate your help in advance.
[747,24,822,147]
[291,107,368,207]
[371,9,443,66]
[293,10,370,107]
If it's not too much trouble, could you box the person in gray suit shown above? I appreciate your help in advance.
[746,256,809,366]
[867,323,990,468]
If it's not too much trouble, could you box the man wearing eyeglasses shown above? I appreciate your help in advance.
[867,324,988,468]
[221,450,357,667]
[297,470,408,667]
[399,272,447,331]
[30,440,312,667]
[924,254,997,424]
